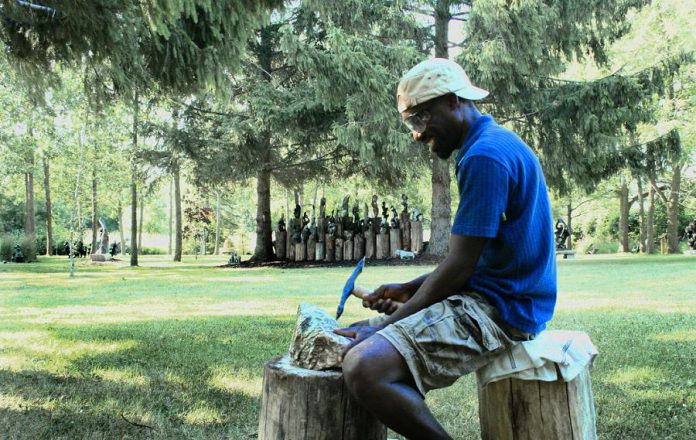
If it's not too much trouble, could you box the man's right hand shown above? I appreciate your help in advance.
[362,283,415,315]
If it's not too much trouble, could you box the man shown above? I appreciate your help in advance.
[334,58,557,439]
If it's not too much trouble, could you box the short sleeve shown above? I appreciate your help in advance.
[451,155,510,238]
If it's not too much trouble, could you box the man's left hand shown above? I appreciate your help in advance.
[333,326,379,361]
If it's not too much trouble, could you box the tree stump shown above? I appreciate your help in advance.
[389,229,402,257]
[376,233,389,259]
[295,242,307,262]
[275,231,287,259]
[288,239,295,261]
[258,355,387,440]
[343,239,354,261]
[315,241,325,261]
[307,236,316,261]
[325,235,335,262]
[335,238,344,262]
[354,234,365,260]
[365,230,376,259]
[400,214,411,251]
[477,366,597,440]
[410,221,423,254]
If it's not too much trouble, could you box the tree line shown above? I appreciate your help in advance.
[0,0,694,264]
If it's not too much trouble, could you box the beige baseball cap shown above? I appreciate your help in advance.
[397,58,489,112]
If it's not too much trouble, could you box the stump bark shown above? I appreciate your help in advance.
[376,233,389,259]
[354,234,365,260]
[477,366,597,440]
[325,235,335,262]
[410,221,423,254]
[295,242,306,262]
[343,239,354,261]
[275,231,287,260]
[258,355,387,440]
[315,241,325,261]
[307,236,316,261]
[365,230,376,259]
[389,229,402,257]
[335,238,344,262]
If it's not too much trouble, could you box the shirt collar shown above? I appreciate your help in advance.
[456,114,495,163]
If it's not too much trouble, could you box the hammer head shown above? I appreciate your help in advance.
[336,257,366,320]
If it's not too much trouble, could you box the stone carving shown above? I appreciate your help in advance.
[341,195,350,218]
[371,195,379,219]
[278,213,286,232]
[686,219,696,250]
[401,193,409,214]
[289,304,350,370]
[555,218,570,250]
[352,200,361,223]
[97,218,110,254]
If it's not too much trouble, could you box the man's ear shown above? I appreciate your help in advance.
[445,93,460,109]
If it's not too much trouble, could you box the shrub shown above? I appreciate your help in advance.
[20,236,38,262]
[140,246,166,255]
[0,234,12,261]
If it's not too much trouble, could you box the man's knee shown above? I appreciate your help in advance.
[342,335,409,399]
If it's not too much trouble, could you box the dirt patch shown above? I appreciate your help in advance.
[219,255,443,269]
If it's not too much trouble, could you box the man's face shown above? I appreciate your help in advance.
[401,94,461,160]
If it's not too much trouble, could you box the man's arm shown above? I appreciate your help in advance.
[336,233,487,355]
[375,234,487,329]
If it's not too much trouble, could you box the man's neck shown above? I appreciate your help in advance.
[457,103,482,146]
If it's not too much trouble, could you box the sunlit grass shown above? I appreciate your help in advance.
[0,254,694,438]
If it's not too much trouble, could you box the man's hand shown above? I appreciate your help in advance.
[362,283,415,315]
[333,326,379,361]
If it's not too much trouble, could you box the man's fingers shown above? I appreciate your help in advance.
[333,328,357,338]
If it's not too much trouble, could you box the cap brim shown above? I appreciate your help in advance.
[455,85,489,101]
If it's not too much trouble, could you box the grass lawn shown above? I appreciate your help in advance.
[1,254,695,439]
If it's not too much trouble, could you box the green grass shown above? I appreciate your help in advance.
[0,254,695,439]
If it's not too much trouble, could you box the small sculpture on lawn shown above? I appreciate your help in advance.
[301,226,311,243]
[278,213,286,232]
[352,200,361,223]
[382,201,389,224]
[555,218,570,250]
[371,195,379,220]
[11,245,25,263]
[685,219,696,250]
[341,195,350,218]
[390,206,399,228]
[411,208,420,222]
[97,218,110,254]
[401,193,409,214]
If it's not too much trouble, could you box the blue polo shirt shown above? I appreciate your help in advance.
[452,115,556,334]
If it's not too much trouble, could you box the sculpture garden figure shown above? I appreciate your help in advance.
[301,226,311,243]
[381,201,389,223]
[302,212,310,229]
[97,218,110,254]
[11,245,25,263]
[401,193,409,213]
[371,195,379,219]
[555,218,570,250]
[352,200,361,223]
[686,219,696,250]
[278,214,286,232]
[341,195,351,218]
[411,208,420,222]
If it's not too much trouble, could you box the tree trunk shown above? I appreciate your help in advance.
[426,0,453,257]
[566,202,573,250]
[91,167,98,254]
[173,162,183,262]
[42,156,53,256]
[168,179,173,255]
[130,91,139,267]
[618,180,630,253]
[253,140,274,260]
[214,191,221,255]
[647,174,656,254]
[668,162,681,253]
[118,201,126,255]
[636,176,647,253]
[138,191,144,254]
[24,170,36,243]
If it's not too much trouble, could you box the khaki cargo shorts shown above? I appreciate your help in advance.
[368,292,532,396]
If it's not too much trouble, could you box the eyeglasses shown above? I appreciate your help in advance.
[402,109,431,133]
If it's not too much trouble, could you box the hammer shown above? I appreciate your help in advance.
[335,257,403,320]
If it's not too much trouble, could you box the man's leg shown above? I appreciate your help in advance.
[341,334,452,440]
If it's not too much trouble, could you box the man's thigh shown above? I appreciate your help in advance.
[375,292,519,396]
